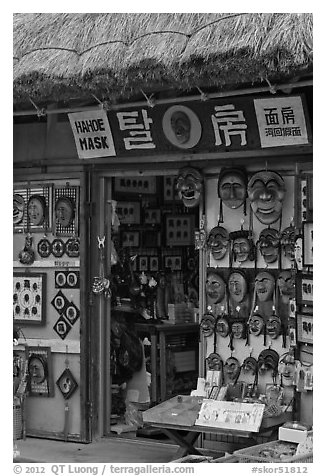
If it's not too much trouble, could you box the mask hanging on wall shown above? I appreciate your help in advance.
[228,270,248,304]
[229,318,247,351]
[277,270,295,304]
[55,196,76,228]
[206,226,229,260]
[216,315,230,338]
[27,195,47,227]
[247,170,286,225]
[280,225,296,262]
[241,356,258,393]
[257,349,279,384]
[200,313,216,338]
[229,229,255,265]
[206,352,223,371]
[205,271,226,306]
[278,351,296,386]
[248,313,265,337]
[254,271,275,304]
[176,167,203,208]
[223,356,241,385]
[258,228,280,265]
[265,312,282,340]
[217,167,248,223]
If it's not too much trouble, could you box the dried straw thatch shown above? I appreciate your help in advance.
[13,13,313,110]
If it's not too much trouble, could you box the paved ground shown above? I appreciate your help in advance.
[13,435,179,463]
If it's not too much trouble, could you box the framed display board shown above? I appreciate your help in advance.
[297,273,313,306]
[13,272,46,325]
[303,221,313,267]
[26,346,54,397]
[114,176,156,195]
[297,314,313,344]
[116,201,140,224]
[53,185,79,236]
[13,184,53,233]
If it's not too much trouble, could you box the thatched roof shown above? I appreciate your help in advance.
[13,13,313,111]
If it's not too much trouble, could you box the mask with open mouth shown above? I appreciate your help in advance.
[176,167,203,208]
[200,313,216,337]
[206,352,223,371]
[278,352,296,386]
[247,170,286,225]
[205,271,226,304]
[258,228,280,264]
[248,313,265,336]
[265,313,282,339]
[206,226,229,260]
[254,271,275,303]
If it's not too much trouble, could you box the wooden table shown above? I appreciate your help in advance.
[143,396,292,460]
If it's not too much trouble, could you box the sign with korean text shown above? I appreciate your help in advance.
[254,96,309,148]
[68,95,311,159]
[68,110,116,159]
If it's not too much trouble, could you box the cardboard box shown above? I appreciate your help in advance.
[279,425,308,443]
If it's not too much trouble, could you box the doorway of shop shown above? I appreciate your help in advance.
[91,170,202,438]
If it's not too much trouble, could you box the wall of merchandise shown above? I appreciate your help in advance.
[201,165,312,425]
[13,179,82,437]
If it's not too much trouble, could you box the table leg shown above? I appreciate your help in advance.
[161,428,202,459]
[159,332,166,401]
[150,333,157,403]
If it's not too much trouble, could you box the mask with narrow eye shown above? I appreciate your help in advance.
[217,167,248,210]
[258,228,280,264]
[277,270,295,304]
[242,356,258,377]
[228,271,248,304]
[27,195,47,227]
[248,313,265,336]
[200,313,216,338]
[224,356,241,384]
[55,196,75,227]
[265,313,282,339]
[229,230,255,263]
[280,226,295,261]
[216,316,230,337]
[247,170,286,225]
[205,272,226,304]
[254,271,275,303]
[231,320,246,339]
[206,352,223,371]
[176,167,203,208]
[257,349,279,377]
[206,226,229,260]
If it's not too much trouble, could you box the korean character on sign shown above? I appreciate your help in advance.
[211,104,248,147]
[116,109,156,150]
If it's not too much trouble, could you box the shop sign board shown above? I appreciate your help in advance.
[68,95,311,159]
[68,109,116,159]
[254,96,309,147]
